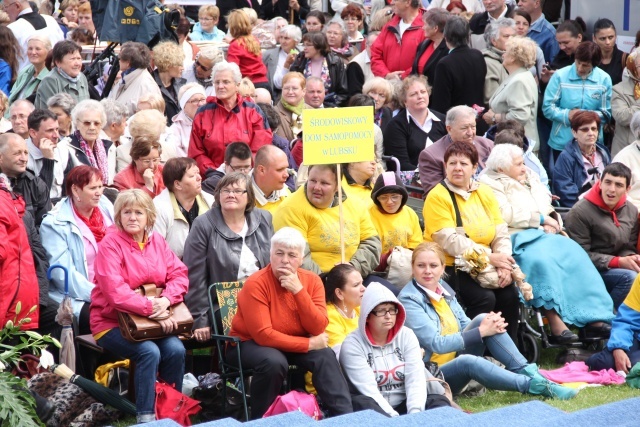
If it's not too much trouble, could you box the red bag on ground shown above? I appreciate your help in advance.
[263,390,322,420]
[155,380,201,425]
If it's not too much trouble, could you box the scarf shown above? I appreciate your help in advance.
[75,130,109,183]
[57,67,79,89]
[626,52,640,100]
[583,181,627,227]
[73,202,106,242]
[280,99,304,137]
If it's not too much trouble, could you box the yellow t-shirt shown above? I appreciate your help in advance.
[273,186,379,273]
[342,176,374,210]
[325,303,360,349]
[255,188,291,213]
[369,204,423,254]
[624,275,640,312]
[429,296,459,365]
[424,183,504,265]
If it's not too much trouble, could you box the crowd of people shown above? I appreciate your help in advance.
[3,0,640,424]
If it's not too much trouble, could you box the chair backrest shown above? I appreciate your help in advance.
[209,281,245,336]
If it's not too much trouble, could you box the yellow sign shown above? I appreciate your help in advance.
[302,106,375,165]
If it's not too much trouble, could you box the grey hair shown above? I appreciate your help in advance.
[631,111,640,140]
[212,61,242,84]
[485,143,524,173]
[271,16,287,26]
[9,99,34,115]
[46,93,76,115]
[484,17,516,45]
[271,227,306,256]
[326,20,348,46]
[27,33,52,51]
[100,99,128,127]
[281,24,302,43]
[197,45,225,64]
[445,105,477,126]
[0,133,24,156]
[71,100,107,128]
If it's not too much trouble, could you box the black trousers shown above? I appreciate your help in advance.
[351,393,451,417]
[226,340,353,419]
[445,267,519,342]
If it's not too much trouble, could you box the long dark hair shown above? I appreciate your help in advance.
[0,26,21,84]
[324,264,359,305]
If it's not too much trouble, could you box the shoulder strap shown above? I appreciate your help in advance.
[440,180,463,227]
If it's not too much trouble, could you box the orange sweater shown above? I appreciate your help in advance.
[229,265,328,353]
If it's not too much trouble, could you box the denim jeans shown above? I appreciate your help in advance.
[97,329,186,416]
[440,314,531,395]
[600,268,636,310]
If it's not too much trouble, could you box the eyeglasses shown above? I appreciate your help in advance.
[221,189,248,196]
[578,126,599,133]
[1,1,19,10]
[199,16,215,22]
[371,307,399,317]
[377,194,402,203]
[343,17,361,21]
[188,97,206,105]
[214,79,234,87]
[228,164,251,173]
[80,120,102,127]
[196,60,213,73]
[140,158,161,165]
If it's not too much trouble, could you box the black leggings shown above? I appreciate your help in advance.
[445,267,519,342]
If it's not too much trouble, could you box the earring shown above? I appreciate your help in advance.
[343,301,348,313]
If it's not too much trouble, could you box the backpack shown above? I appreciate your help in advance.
[263,390,322,420]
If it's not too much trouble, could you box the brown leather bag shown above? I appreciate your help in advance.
[118,284,193,342]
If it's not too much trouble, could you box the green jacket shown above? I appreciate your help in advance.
[6,65,50,116]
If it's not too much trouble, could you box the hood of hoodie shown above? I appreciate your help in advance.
[371,171,408,212]
[359,282,406,346]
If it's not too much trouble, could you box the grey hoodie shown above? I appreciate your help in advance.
[339,282,429,416]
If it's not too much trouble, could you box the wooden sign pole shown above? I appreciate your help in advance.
[336,163,345,264]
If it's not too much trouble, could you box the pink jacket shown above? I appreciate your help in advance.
[113,164,165,198]
[90,227,189,335]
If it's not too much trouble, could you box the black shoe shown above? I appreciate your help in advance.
[548,329,579,344]
[583,322,612,337]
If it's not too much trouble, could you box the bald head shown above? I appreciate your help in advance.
[254,145,290,196]
[254,88,272,104]
[0,133,28,178]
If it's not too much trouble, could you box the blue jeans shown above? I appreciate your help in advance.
[600,268,636,310]
[440,314,531,395]
[97,329,186,416]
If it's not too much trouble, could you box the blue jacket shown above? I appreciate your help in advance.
[40,196,114,317]
[552,139,611,208]
[542,63,612,151]
[189,22,225,42]
[527,15,559,64]
[398,279,483,362]
[0,59,11,96]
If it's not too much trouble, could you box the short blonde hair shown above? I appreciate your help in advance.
[60,0,80,12]
[412,242,446,267]
[114,189,157,231]
[505,36,538,69]
[362,77,393,103]
[399,75,431,107]
[199,4,220,20]
[152,41,185,72]
[0,90,8,115]
[27,34,52,51]
[240,7,258,25]
[129,109,166,143]
[137,93,165,114]
[238,77,255,97]
[282,72,306,89]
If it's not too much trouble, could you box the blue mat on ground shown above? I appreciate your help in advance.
[195,417,244,427]
[386,405,470,426]
[528,397,640,427]
[317,409,387,425]
[132,420,182,427]
[459,400,564,427]
[241,410,316,426]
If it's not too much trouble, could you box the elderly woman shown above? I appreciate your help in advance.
[189,5,225,42]
[398,242,577,400]
[481,18,516,105]
[183,172,272,342]
[268,25,302,93]
[325,20,354,62]
[410,9,449,84]
[340,282,451,417]
[154,157,214,259]
[91,189,188,423]
[182,46,224,98]
[35,40,89,109]
[188,61,273,176]
[47,93,76,138]
[483,37,540,145]
[289,32,348,107]
[113,137,165,197]
[41,166,114,335]
[543,41,612,160]
[553,111,611,208]
[423,141,519,340]
[152,41,186,126]
[226,10,269,92]
[613,112,640,208]
[611,52,640,157]
[341,4,365,45]
[109,42,161,117]
[274,72,307,142]
[8,35,51,105]
[512,10,546,81]
[363,77,393,132]
[167,83,206,158]
[67,100,114,184]
[274,164,386,287]
[227,227,353,419]
[480,144,614,342]
[383,75,446,180]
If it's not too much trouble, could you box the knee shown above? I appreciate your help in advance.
[136,342,161,365]
[455,354,479,372]
[164,338,186,361]
[255,351,288,377]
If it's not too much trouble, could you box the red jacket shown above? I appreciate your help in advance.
[227,39,268,83]
[90,227,189,335]
[370,10,426,77]
[0,187,39,330]
[188,93,273,175]
[113,164,165,198]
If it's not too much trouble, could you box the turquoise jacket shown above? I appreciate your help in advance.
[40,196,114,317]
[189,22,225,42]
[8,65,50,107]
[398,279,483,362]
[542,63,612,151]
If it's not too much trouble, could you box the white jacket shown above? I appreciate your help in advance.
[613,141,640,210]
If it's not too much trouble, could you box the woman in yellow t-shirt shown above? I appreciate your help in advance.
[423,141,519,340]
